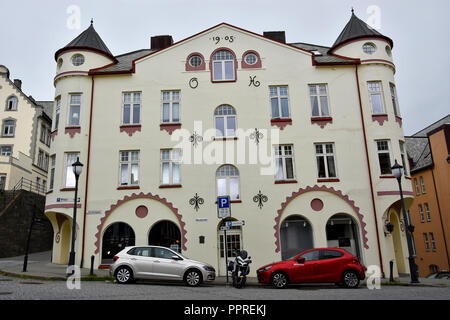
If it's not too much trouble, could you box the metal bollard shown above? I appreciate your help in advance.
[90,255,95,276]
[389,260,394,282]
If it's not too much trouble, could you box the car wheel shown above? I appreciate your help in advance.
[271,272,288,289]
[185,269,202,287]
[115,266,133,284]
[342,270,360,288]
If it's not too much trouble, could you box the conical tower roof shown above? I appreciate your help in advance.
[330,10,393,52]
[55,20,115,61]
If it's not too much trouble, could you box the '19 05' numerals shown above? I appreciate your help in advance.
[211,36,234,44]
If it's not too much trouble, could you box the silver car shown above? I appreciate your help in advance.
[109,245,216,286]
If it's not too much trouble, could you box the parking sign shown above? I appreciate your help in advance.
[217,196,231,218]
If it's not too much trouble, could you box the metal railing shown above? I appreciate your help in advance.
[0,177,46,213]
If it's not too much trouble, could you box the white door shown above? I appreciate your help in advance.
[218,227,242,276]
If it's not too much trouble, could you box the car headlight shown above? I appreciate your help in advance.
[261,266,273,272]
[202,265,215,272]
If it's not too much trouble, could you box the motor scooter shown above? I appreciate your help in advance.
[227,249,252,288]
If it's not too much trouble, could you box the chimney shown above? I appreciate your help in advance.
[151,35,173,50]
[263,31,286,43]
[14,79,22,90]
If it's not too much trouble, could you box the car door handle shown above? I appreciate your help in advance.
[154,260,160,263]
[131,258,137,261]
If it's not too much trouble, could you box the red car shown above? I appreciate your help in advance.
[257,248,366,289]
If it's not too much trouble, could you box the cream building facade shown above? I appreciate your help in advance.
[0,65,53,192]
[45,13,415,278]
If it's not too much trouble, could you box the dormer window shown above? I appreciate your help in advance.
[6,96,18,111]
[72,54,85,66]
[362,43,376,54]
[211,49,236,82]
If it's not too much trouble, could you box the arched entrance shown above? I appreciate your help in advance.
[217,218,243,276]
[102,222,135,263]
[280,215,313,260]
[326,213,362,259]
[59,220,71,264]
[148,220,181,253]
[390,211,406,274]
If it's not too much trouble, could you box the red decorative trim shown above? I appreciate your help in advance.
[361,59,395,68]
[117,186,140,190]
[60,188,76,192]
[395,116,402,127]
[45,203,82,210]
[46,190,53,195]
[310,198,324,212]
[54,213,68,244]
[213,137,238,141]
[241,50,262,69]
[55,47,117,63]
[317,178,340,182]
[209,47,238,83]
[54,71,90,82]
[372,114,388,126]
[160,123,181,135]
[329,36,393,54]
[185,52,206,71]
[65,126,81,138]
[275,180,297,184]
[311,117,333,128]
[159,184,182,189]
[135,205,148,219]
[120,124,141,136]
[377,190,415,196]
[379,175,395,179]
[93,192,187,253]
[51,129,58,141]
[271,118,292,130]
[274,185,369,253]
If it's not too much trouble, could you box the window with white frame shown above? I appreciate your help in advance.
[68,94,81,126]
[214,105,236,137]
[212,50,235,81]
[161,149,181,185]
[270,86,290,119]
[216,165,240,200]
[315,143,337,179]
[430,232,436,251]
[162,91,180,123]
[40,124,51,146]
[64,152,79,188]
[122,92,141,125]
[119,151,139,186]
[425,203,431,222]
[49,155,55,191]
[6,96,18,111]
[424,233,430,251]
[390,83,400,117]
[2,119,16,136]
[376,140,392,175]
[368,81,385,114]
[420,176,426,194]
[419,204,425,222]
[414,178,420,195]
[309,84,330,117]
[275,145,295,181]
[399,141,409,176]
[0,145,12,156]
[54,97,60,130]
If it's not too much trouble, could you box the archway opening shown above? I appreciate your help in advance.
[390,211,406,274]
[102,222,135,263]
[148,220,181,253]
[280,215,313,260]
[326,213,362,259]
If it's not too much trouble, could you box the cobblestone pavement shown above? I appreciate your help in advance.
[1,274,450,300]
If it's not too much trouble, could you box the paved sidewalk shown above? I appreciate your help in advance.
[1,251,449,288]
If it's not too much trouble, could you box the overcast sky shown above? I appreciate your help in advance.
[1,0,448,135]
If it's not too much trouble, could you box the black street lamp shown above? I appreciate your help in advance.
[391,160,420,283]
[67,157,83,276]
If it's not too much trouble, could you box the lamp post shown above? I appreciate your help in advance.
[391,160,420,283]
[67,157,83,275]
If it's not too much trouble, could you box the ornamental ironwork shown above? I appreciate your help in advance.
[249,128,264,145]
[249,75,260,87]
[189,77,198,89]
[189,193,204,212]
[253,190,268,209]
[189,131,203,147]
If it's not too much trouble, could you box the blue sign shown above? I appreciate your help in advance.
[217,196,231,218]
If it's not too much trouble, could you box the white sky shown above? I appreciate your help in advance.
[1,0,449,135]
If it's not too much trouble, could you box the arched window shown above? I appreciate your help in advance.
[211,49,236,81]
[214,105,236,137]
[216,165,240,200]
[6,96,17,111]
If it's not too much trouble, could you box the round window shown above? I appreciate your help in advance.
[189,55,202,68]
[362,43,376,54]
[244,53,258,65]
[385,45,392,57]
[72,54,85,66]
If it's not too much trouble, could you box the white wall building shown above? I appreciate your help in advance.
[45,13,414,278]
